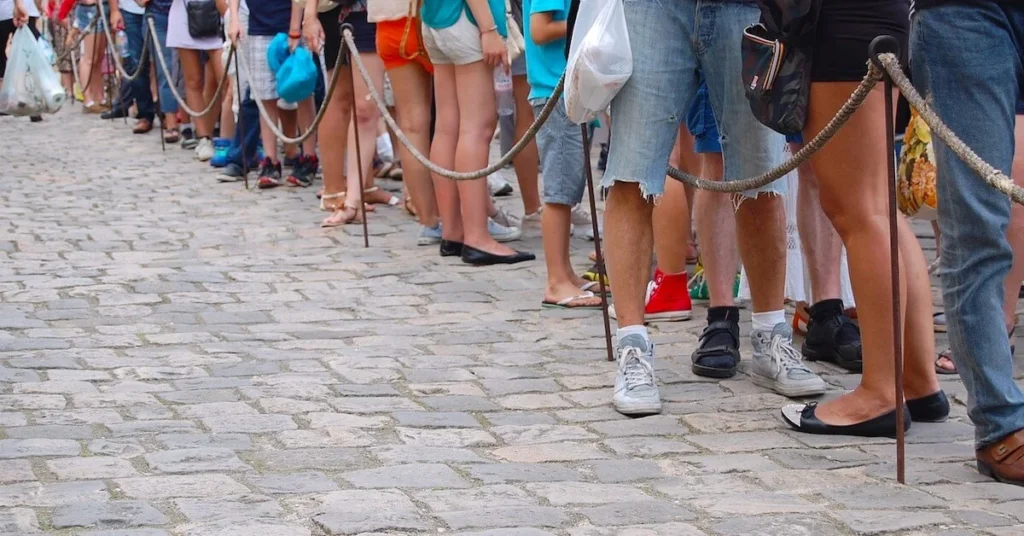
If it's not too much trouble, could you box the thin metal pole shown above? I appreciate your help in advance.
[148,22,166,153]
[582,125,614,362]
[343,25,369,248]
[233,48,249,190]
[871,35,906,485]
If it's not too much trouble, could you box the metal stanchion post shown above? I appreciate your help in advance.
[233,49,249,190]
[870,35,906,485]
[343,25,370,248]
[581,125,614,363]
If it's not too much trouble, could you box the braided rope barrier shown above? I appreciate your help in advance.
[94,0,151,82]
[146,18,233,119]
[54,15,99,64]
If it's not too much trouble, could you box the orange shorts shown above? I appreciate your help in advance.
[376,18,434,74]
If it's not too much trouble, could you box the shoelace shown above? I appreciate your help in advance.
[619,347,655,389]
[769,334,811,374]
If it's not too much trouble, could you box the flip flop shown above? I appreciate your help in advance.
[580,280,610,296]
[542,291,603,310]
[935,349,958,375]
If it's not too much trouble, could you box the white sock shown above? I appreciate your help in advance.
[752,310,786,332]
[616,325,650,345]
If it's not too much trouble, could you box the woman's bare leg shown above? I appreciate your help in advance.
[346,53,388,205]
[453,60,514,255]
[177,49,215,138]
[432,63,462,242]
[389,62,439,228]
[804,83,937,424]
[320,66,355,226]
[511,74,541,215]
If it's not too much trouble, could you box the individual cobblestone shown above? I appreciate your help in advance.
[1,110,1021,535]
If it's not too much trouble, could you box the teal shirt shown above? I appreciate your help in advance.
[523,0,570,100]
[421,0,508,38]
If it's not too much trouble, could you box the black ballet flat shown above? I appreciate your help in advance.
[440,240,464,257]
[461,245,536,266]
[907,390,950,423]
[781,402,911,438]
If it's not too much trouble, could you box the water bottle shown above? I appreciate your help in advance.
[116,30,129,58]
[494,68,514,116]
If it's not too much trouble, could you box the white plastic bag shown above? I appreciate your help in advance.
[564,0,632,124]
[0,27,66,116]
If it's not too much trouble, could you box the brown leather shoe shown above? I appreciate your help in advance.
[977,428,1024,486]
[133,119,153,134]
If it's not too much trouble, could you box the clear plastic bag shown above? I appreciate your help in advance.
[0,27,67,116]
[563,0,632,124]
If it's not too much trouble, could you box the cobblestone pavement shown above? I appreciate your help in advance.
[2,109,1024,536]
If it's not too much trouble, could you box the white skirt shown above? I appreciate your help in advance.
[166,0,224,51]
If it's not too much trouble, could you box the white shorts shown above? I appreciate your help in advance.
[421,10,483,66]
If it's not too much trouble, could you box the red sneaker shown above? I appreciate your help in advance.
[644,268,692,321]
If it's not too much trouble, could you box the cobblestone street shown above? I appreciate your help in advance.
[2,109,1024,536]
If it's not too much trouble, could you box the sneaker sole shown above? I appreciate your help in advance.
[802,344,863,373]
[608,307,692,323]
[493,234,522,243]
[217,176,242,183]
[691,362,738,379]
[613,400,663,416]
[750,374,827,398]
[493,185,514,197]
[417,237,442,246]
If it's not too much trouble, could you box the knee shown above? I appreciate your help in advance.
[459,117,496,145]
[183,75,203,93]
[354,98,378,127]
[398,108,430,136]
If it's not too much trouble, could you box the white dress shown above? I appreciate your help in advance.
[166,0,223,51]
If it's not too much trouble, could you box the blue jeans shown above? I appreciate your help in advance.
[145,9,178,114]
[228,89,262,169]
[911,2,1024,448]
[532,97,586,207]
[602,0,785,199]
[123,11,154,122]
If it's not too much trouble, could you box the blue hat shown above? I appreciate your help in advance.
[267,33,290,73]
[277,46,318,104]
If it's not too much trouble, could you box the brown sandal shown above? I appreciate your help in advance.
[133,119,153,134]
[321,202,363,228]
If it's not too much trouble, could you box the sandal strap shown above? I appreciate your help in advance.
[321,192,345,200]
[363,186,380,193]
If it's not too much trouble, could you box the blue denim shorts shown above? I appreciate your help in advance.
[603,0,785,199]
[74,3,108,34]
[532,97,586,206]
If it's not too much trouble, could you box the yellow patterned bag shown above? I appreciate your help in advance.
[897,107,938,220]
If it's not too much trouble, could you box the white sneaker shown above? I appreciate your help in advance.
[491,206,522,229]
[195,138,214,162]
[521,207,543,225]
[612,334,662,415]
[750,323,827,398]
[570,204,599,241]
[489,175,514,197]
[488,218,522,242]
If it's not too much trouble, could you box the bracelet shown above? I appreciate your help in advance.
[480,25,497,35]
[288,32,301,39]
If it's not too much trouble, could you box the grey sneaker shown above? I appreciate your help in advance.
[570,204,599,241]
[417,223,443,246]
[612,334,662,415]
[488,218,522,242]
[489,175,514,196]
[750,323,827,398]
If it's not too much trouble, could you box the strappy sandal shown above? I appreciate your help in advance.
[164,127,180,144]
[404,196,417,217]
[322,202,363,228]
[320,191,346,212]
[363,186,400,206]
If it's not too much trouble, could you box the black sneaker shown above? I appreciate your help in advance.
[597,143,609,172]
[256,158,282,189]
[181,127,198,149]
[801,298,863,372]
[286,155,318,187]
[217,162,245,183]
[691,306,741,378]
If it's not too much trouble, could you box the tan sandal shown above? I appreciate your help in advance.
[322,202,363,228]
[404,196,417,217]
[320,191,346,212]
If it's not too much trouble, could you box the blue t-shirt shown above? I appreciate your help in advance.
[421,0,507,38]
[248,0,291,36]
[523,0,569,100]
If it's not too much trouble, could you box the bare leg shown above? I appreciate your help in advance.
[346,53,387,204]
[653,127,693,275]
[297,96,317,156]
[432,64,462,243]
[320,66,354,224]
[280,108,300,158]
[694,153,739,306]
[511,75,541,215]
[543,203,601,305]
[605,183,655,327]
[735,193,787,314]
[1003,117,1024,332]
[805,83,936,424]
[795,147,843,302]
[177,49,216,138]
[258,101,282,163]
[389,62,439,228]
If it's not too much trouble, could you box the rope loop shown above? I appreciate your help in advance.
[146,18,233,119]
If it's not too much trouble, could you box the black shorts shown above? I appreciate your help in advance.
[0,17,40,76]
[319,8,376,70]
[810,0,910,82]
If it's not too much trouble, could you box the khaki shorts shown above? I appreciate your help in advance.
[421,10,483,66]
